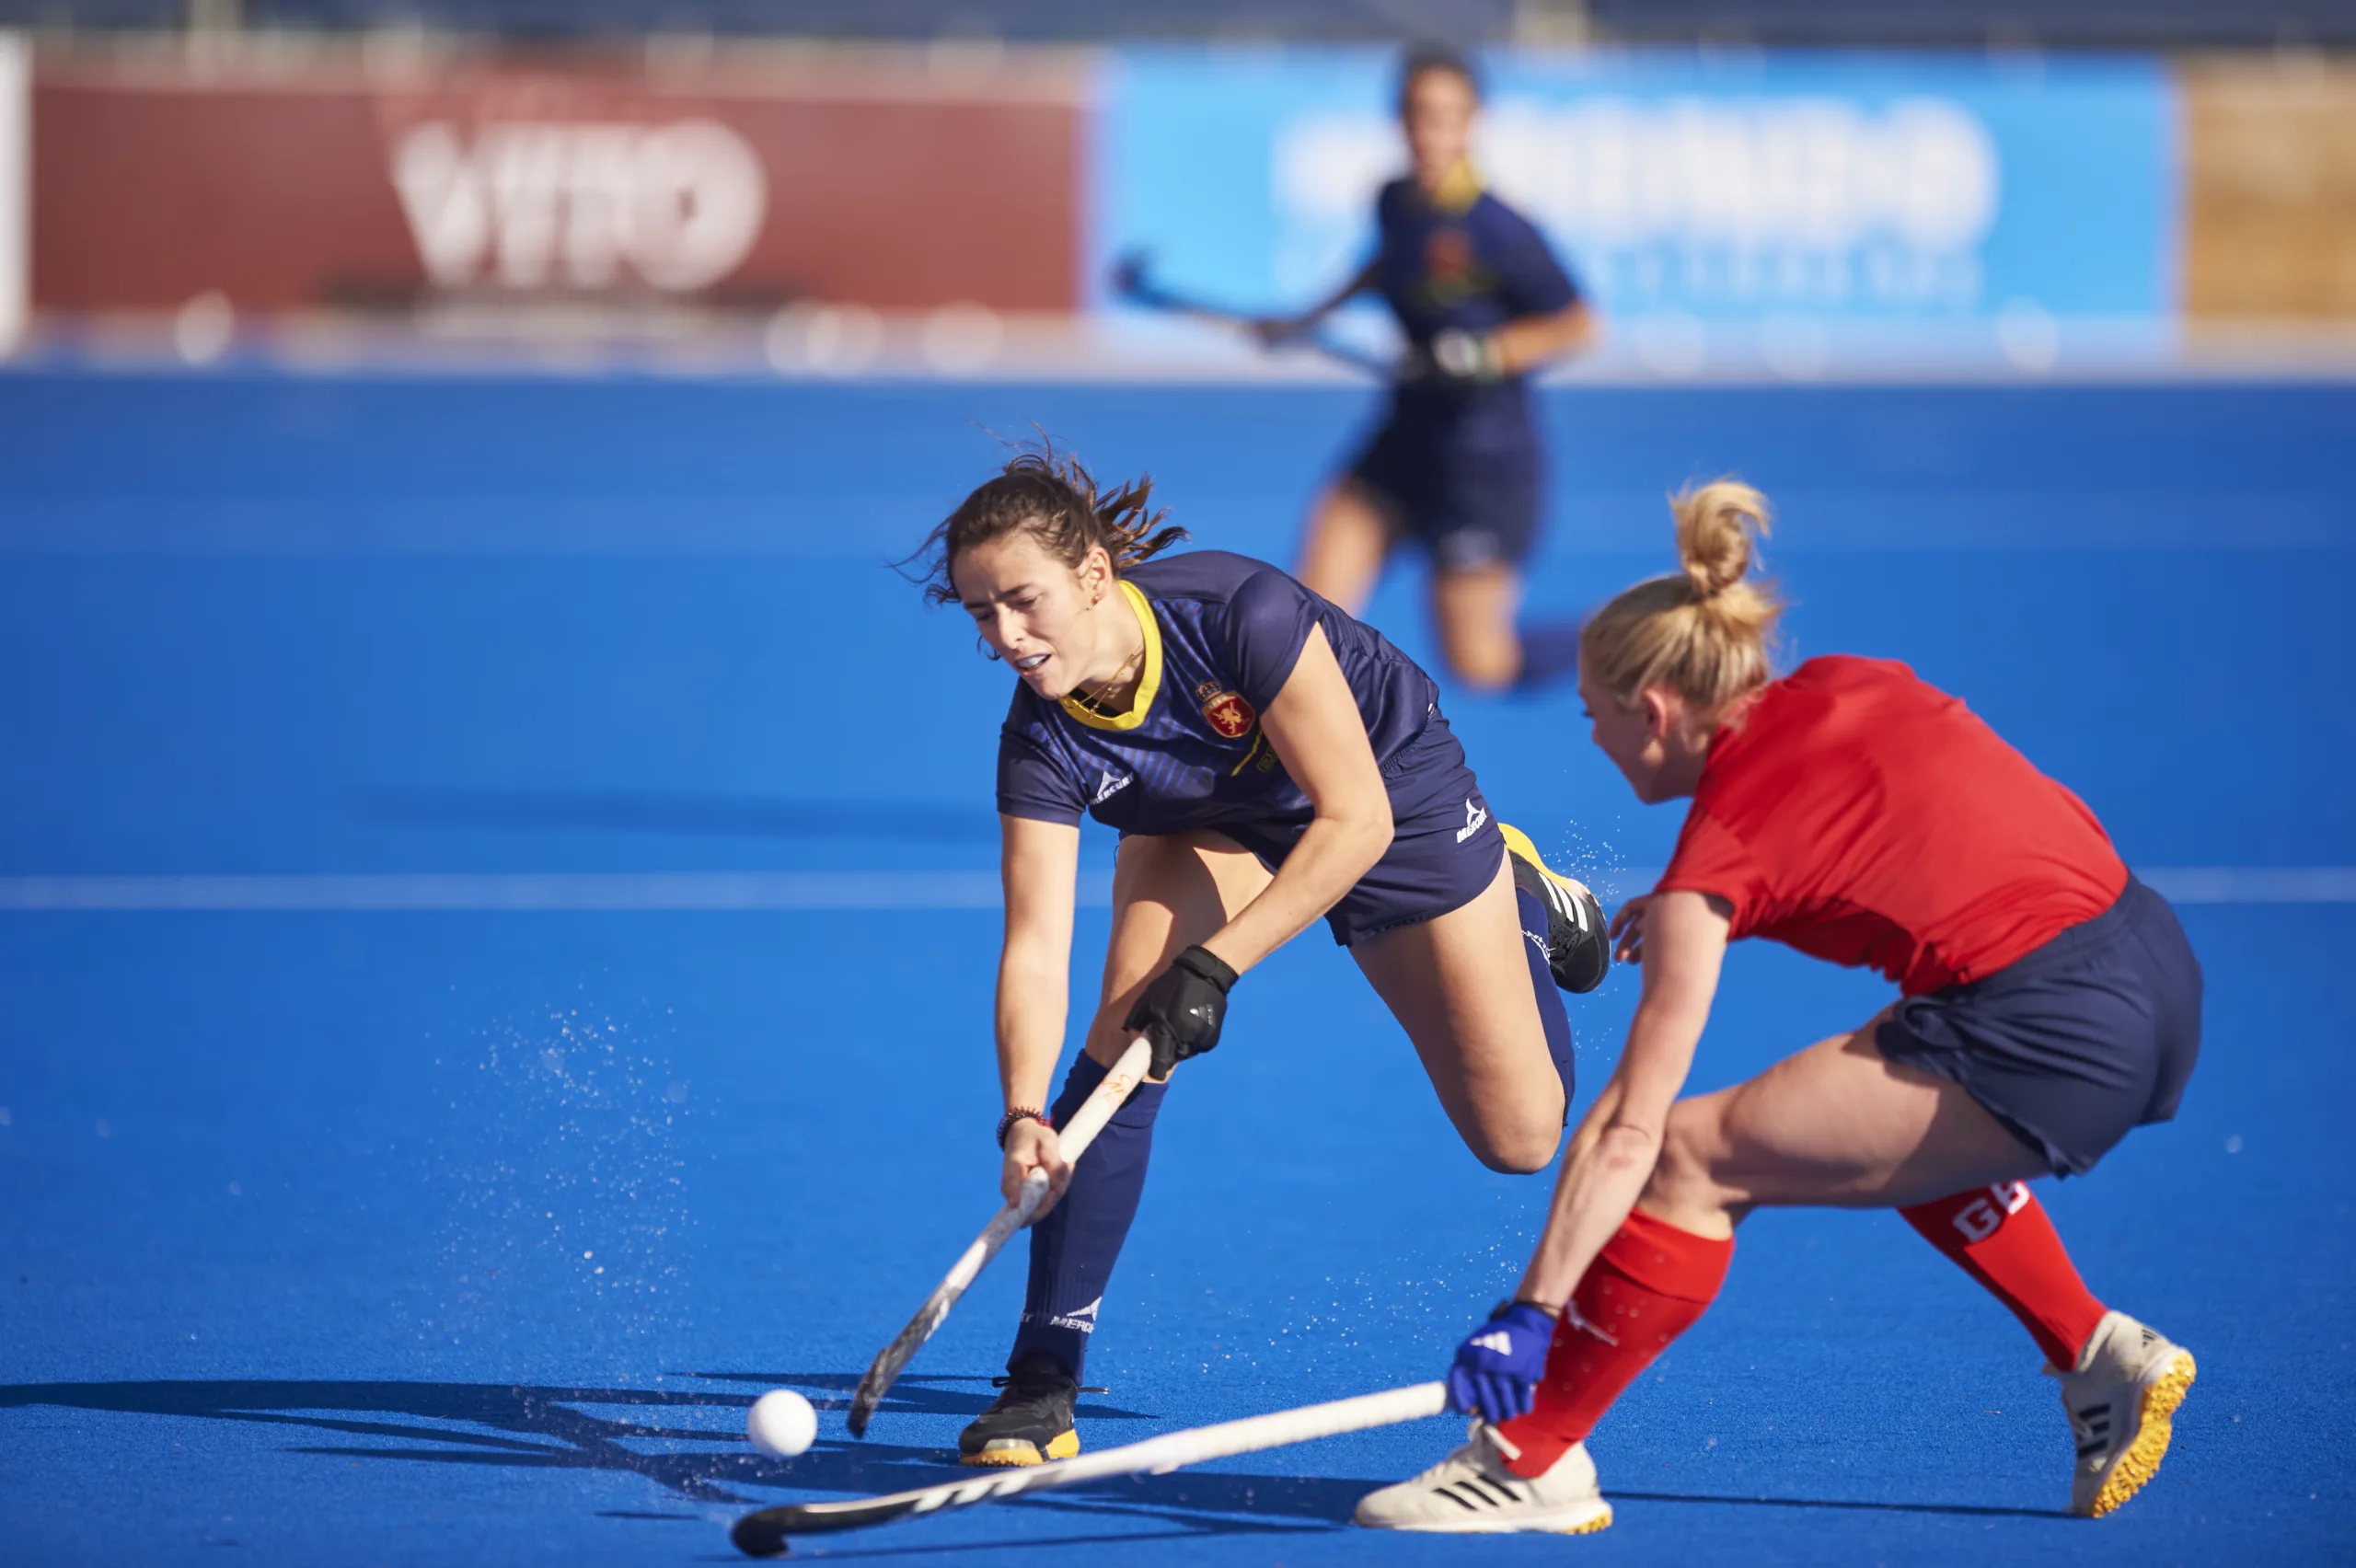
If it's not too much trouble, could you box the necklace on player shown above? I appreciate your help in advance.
[1072,639,1144,715]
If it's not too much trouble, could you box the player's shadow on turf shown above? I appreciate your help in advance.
[0,1376,2070,1530]
[0,1373,1348,1524]
[1611,1489,2065,1521]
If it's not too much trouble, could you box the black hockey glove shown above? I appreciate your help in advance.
[1124,944,1238,1079]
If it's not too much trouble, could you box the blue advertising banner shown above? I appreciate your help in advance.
[1094,49,2174,333]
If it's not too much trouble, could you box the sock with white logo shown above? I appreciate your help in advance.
[1516,887,1576,1108]
[1496,1209,1733,1478]
[1899,1184,2108,1369]
[1009,1050,1168,1381]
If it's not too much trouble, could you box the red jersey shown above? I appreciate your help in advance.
[1655,656,2127,996]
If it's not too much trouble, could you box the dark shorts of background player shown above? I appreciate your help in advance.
[1212,715,1504,947]
[1345,414,1542,574]
[1876,877,2201,1179]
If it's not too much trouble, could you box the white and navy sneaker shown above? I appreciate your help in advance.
[1354,1424,1612,1535]
[2051,1309,2197,1517]
[1499,823,1609,994]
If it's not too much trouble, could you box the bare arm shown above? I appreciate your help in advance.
[1513,889,1731,1308]
[1196,624,1394,974]
[994,813,1081,1199]
[1492,299,1598,376]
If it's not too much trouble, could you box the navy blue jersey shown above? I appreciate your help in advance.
[1369,171,1580,446]
[997,551,1438,836]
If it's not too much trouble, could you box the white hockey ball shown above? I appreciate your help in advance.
[747,1389,817,1458]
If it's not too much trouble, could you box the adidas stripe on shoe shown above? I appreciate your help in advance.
[1355,1424,1612,1535]
[2052,1309,2197,1517]
[1499,823,1609,994]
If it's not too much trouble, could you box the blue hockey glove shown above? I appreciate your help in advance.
[1446,1300,1557,1424]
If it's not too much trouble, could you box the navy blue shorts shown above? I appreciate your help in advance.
[1217,716,1503,947]
[1876,877,2201,1178]
[1345,415,1542,573]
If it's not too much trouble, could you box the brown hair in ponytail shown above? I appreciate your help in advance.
[912,447,1187,606]
[1580,479,1784,716]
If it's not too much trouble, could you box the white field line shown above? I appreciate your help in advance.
[1589,866,2356,907]
[0,867,2342,911]
[2134,867,2356,905]
[0,871,1032,911]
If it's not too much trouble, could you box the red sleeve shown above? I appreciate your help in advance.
[1654,806,1768,933]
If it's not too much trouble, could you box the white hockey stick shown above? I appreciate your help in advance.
[845,1036,1155,1437]
[735,1379,1449,1553]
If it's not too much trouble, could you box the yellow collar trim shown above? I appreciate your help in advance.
[1431,159,1484,214]
[1058,579,1163,732]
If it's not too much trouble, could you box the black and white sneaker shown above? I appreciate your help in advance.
[1500,823,1609,994]
[956,1354,1087,1468]
[1355,1423,1612,1534]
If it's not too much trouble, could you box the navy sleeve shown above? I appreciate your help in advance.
[996,705,1086,826]
[1489,205,1580,317]
[1223,566,1324,712]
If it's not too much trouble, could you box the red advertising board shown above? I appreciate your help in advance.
[32,51,1084,313]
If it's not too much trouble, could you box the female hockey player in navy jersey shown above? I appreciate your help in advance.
[910,449,1607,1468]
[1258,46,1595,693]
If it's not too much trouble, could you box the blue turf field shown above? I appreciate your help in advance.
[1,371,2351,1564]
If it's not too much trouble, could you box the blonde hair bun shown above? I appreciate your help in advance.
[1672,479,1770,600]
[1577,477,1785,716]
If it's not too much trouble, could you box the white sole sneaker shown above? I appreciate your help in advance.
[2054,1309,2197,1518]
[1355,1425,1613,1535]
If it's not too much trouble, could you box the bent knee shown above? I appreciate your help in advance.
[1443,642,1519,693]
[1467,1114,1563,1175]
[1081,1008,1140,1068]
[1640,1101,1726,1209]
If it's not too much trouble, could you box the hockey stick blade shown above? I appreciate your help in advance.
[844,1036,1154,1438]
[734,1380,1449,1555]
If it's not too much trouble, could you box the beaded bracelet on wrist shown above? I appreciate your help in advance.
[996,1107,1047,1148]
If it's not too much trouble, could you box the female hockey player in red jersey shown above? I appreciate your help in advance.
[1357,480,2200,1534]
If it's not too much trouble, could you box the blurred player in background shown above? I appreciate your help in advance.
[1355,482,2200,1535]
[1257,46,1596,694]
[910,448,1609,1468]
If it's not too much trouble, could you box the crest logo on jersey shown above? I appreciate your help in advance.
[1425,227,1473,283]
[1195,685,1256,740]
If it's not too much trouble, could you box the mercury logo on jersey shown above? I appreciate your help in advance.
[1090,769,1133,806]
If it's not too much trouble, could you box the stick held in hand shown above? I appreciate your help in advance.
[844,1036,1154,1438]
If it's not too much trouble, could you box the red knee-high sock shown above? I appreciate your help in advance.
[1496,1209,1734,1479]
[1900,1183,2107,1369]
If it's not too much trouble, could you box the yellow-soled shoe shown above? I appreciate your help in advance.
[2053,1310,2197,1516]
[1499,823,1609,994]
[959,1427,1080,1468]
[957,1354,1084,1468]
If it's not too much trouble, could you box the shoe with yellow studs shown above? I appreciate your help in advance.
[2053,1309,2197,1517]
[956,1353,1086,1468]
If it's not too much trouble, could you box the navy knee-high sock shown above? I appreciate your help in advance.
[1516,886,1577,1109]
[1009,1052,1167,1379]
